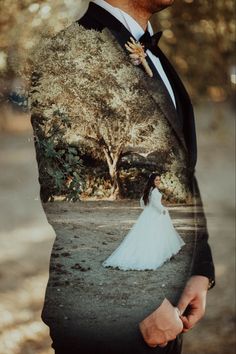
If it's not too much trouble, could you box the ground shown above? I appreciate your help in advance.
[0,101,235,354]
[39,198,195,353]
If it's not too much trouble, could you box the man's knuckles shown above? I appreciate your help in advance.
[159,342,168,348]
[139,324,165,344]
[165,329,179,341]
[144,334,165,348]
[146,341,158,348]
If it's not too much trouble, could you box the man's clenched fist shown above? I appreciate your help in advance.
[139,298,183,348]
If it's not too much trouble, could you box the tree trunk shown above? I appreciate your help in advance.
[109,167,121,200]
[103,148,122,199]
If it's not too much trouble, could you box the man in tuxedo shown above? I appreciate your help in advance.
[31,0,215,353]
[75,1,215,351]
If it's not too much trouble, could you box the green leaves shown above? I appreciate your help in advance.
[34,109,85,202]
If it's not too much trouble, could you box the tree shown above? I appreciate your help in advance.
[72,104,170,199]
[28,24,173,200]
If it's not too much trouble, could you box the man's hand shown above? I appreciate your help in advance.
[139,298,183,348]
[177,275,209,333]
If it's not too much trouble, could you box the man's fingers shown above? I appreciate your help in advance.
[180,310,202,333]
[177,292,192,315]
[180,315,188,327]
[147,343,158,348]
[187,312,203,327]
[159,342,168,347]
[180,315,192,331]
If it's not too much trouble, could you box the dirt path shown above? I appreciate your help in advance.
[0,127,55,354]
[41,199,195,348]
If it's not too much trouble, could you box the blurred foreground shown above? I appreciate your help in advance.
[0,101,235,354]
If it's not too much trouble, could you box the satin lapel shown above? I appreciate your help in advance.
[154,46,197,168]
[77,2,188,153]
[108,27,188,153]
[140,54,188,152]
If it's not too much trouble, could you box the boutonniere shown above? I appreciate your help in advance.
[125,37,153,78]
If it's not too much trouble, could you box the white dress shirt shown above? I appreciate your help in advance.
[92,0,176,108]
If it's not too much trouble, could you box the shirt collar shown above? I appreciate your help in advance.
[91,0,154,40]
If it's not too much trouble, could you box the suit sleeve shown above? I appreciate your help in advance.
[190,175,216,290]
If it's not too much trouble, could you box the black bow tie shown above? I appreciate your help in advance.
[138,30,163,54]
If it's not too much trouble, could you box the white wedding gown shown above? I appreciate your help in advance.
[102,187,185,270]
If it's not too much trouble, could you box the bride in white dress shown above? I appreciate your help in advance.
[102,173,185,270]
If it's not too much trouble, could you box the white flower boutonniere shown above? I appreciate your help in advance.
[125,37,153,78]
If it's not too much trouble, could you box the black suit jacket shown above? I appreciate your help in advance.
[76,1,215,289]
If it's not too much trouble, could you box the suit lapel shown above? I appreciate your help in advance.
[77,1,188,153]
[135,52,188,152]
[155,46,197,169]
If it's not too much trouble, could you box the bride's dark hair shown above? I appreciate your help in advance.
[142,173,161,205]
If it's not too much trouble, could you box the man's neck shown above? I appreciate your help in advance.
[104,0,151,30]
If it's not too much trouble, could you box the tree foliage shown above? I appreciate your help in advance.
[153,0,235,102]
[31,108,84,202]
[28,23,190,201]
